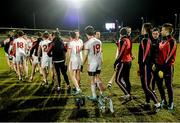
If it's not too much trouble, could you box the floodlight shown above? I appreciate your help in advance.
[105,23,115,30]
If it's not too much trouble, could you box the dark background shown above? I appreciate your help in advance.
[0,0,179,31]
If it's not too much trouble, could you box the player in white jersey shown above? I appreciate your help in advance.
[75,30,83,68]
[38,31,53,85]
[68,31,83,94]
[12,30,28,81]
[23,34,33,78]
[8,38,17,73]
[83,26,105,100]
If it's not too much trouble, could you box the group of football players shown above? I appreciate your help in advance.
[0,23,177,113]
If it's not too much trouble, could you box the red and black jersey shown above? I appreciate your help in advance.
[116,37,132,62]
[157,35,177,66]
[9,40,16,57]
[30,37,43,57]
[1,37,14,54]
[127,35,133,57]
[138,34,152,65]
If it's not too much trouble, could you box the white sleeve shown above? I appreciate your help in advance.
[68,42,72,49]
[84,41,90,50]
[80,40,83,48]
[39,42,42,47]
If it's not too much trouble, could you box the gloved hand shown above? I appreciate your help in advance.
[152,64,156,71]
[158,70,163,78]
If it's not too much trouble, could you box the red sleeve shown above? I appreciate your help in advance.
[166,40,177,63]
[47,43,54,57]
[116,40,127,60]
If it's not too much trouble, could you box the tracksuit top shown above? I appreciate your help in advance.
[157,35,177,66]
[138,34,152,65]
[116,36,132,62]
[47,37,67,62]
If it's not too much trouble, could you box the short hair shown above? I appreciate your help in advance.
[70,31,76,39]
[120,27,128,36]
[43,31,49,39]
[162,23,174,34]
[7,33,11,37]
[85,25,95,36]
[142,23,152,35]
[126,26,131,29]
[17,30,24,36]
[52,31,61,37]
[74,29,79,32]
[37,32,42,37]
[152,27,160,32]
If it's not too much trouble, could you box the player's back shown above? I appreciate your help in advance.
[14,37,27,56]
[39,39,51,58]
[69,39,83,61]
[84,37,102,63]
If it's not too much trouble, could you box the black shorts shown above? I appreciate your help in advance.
[88,70,101,76]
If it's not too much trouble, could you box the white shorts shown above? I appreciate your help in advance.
[70,60,81,70]
[41,57,53,68]
[32,55,39,64]
[88,62,102,72]
[16,55,25,64]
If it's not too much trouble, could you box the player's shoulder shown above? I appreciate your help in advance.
[78,39,83,43]
[69,40,76,45]
[68,40,73,47]
[47,40,52,44]
[39,40,44,45]
[13,38,19,43]
[4,38,10,42]
[84,39,91,46]
[93,38,102,45]
[97,38,102,43]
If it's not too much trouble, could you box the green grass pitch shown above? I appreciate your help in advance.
[0,43,180,122]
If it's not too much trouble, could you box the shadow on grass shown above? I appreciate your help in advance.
[69,108,89,119]
[119,95,156,116]
[0,83,70,122]
[0,71,14,81]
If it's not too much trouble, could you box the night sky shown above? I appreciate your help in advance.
[0,0,179,31]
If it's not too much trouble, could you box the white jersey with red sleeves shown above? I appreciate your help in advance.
[39,39,51,59]
[84,37,102,64]
[13,37,27,56]
[68,39,83,62]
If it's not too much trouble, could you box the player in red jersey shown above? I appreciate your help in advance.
[156,23,177,111]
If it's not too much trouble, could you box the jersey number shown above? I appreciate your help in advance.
[76,46,80,54]
[17,42,24,48]
[43,45,48,52]
[93,44,100,54]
